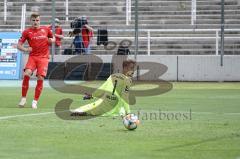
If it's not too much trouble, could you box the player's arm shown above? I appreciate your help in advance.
[17,42,32,53]
[121,97,131,115]
[17,31,32,53]
[48,37,56,44]
[119,80,131,116]
[118,97,130,117]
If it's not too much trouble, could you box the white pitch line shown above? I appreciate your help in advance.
[0,110,239,121]
[0,111,54,121]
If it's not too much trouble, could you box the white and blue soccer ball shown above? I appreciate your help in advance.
[123,114,140,130]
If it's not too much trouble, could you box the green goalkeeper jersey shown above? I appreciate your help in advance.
[92,73,132,116]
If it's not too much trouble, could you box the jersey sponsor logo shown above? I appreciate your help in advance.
[106,95,117,101]
[31,35,47,40]
[40,29,46,34]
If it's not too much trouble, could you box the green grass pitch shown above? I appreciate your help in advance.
[0,82,240,159]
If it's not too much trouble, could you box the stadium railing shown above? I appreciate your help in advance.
[0,27,239,55]
[62,28,240,55]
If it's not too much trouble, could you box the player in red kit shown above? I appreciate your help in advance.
[17,13,55,109]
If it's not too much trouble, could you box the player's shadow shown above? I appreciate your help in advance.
[155,133,240,152]
[116,129,134,133]
[116,128,138,132]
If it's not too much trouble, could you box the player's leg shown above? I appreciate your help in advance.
[19,57,36,107]
[32,75,44,109]
[19,69,33,107]
[74,100,101,114]
[32,58,49,109]
[73,94,118,116]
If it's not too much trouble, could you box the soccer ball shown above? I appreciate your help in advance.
[123,114,140,130]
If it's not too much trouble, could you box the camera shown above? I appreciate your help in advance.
[70,17,88,29]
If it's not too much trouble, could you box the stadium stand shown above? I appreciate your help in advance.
[0,0,239,55]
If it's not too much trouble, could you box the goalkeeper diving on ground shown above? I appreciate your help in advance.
[71,59,136,117]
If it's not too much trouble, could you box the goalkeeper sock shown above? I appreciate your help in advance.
[34,80,43,101]
[22,75,30,97]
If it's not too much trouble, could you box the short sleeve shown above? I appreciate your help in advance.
[18,30,28,44]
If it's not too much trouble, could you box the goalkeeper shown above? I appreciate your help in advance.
[73,60,136,117]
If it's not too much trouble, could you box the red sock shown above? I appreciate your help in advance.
[34,80,43,101]
[22,75,30,97]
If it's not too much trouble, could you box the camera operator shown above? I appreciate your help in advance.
[70,16,94,54]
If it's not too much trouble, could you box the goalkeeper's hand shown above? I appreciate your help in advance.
[120,108,129,119]
[83,93,93,100]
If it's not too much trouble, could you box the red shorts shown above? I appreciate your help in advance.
[25,56,49,77]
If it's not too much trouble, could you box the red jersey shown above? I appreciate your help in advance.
[82,26,93,48]
[19,26,53,58]
[48,25,63,46]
